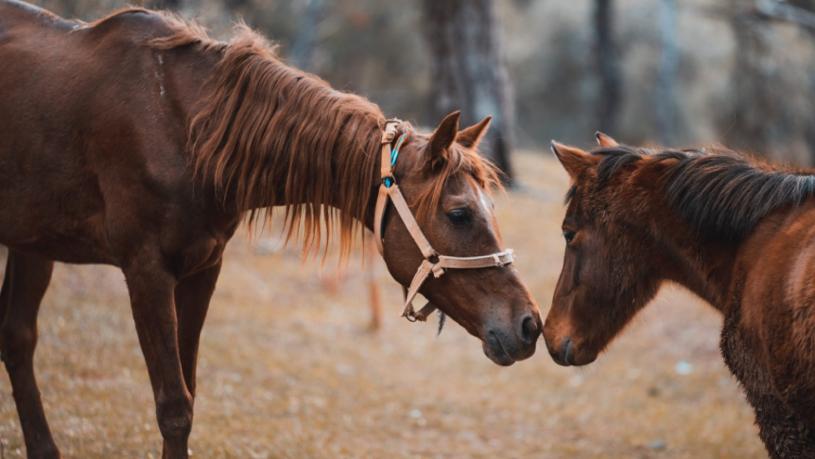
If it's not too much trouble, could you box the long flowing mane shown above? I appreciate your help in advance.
[591,145,815,239]
[146,15,385,257]
[136,11,500,258]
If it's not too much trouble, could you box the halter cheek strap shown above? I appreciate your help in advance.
[373,119,515,323]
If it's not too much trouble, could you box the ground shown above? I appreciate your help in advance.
[0,153,765,458]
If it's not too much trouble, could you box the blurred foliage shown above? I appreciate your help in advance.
[31,0,815,164]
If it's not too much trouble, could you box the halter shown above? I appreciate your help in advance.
[373,119,515,322]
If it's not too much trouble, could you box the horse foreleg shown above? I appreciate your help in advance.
[747,391,815,459]
[124,261,191,459]
[723,311,815,458]
[174,262,221,398]
[0,251,58,459]
[0,255,8,323]
[765,360,815,456]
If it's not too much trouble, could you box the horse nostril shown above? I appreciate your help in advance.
[561,336,573,365]
[520,314,540,344]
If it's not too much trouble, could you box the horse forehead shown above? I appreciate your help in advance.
[445,175,488,205]
[451,181,497,231]
[476,187,494,213]
[567,183,594,217]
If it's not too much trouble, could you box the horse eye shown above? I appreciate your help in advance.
[446,208,471,225]
[563,229,576,243]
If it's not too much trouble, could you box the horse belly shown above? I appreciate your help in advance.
[0,147,114,263]
[0,199,113,265]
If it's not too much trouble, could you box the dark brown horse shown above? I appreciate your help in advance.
[0,2,541,457]
[545,133,815,458]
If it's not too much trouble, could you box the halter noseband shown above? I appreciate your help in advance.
[373,119,515,323]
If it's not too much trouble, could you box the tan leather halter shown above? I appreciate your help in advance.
[373,119,515,322]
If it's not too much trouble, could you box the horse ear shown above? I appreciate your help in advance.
[595,131,619,147]
[551,141,592,179]
[456,116,492,149]
[428,111,461,166]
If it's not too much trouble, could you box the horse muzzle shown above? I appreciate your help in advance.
[545,335,597,367]
[482,313,540,366]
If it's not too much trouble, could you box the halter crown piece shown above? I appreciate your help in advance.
[373,119,515,322]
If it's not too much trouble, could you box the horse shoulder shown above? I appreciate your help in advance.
[733,205,815,328]
[731,204,815,414]
[720,281,815,458]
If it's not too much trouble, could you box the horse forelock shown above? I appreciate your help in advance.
[413,142,503,224]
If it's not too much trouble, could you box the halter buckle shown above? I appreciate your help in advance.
[381,122,398,144]
[403,310,419,322]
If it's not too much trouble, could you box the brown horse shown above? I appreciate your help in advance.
[545,133,815,458]
[0,2,541,457]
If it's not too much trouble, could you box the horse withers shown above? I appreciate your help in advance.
[545,133,815,458]
[0,2,541,457]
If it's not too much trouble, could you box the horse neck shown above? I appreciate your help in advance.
[632,178,741,310]
[247,119,383,213]
[661,233,738,311]
[185,51,386,232]
[324,142,382,229]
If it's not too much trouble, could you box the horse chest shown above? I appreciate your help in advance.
[721,311,776,396]
[174,237,227,277]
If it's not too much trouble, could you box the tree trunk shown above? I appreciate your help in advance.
[289,0,324,71]
[594,0,622,135]
[150,0,181,10]
[656,0,680,145]
[222,0,250,11]
[722,4,776,155]
[716,0,815,165]
[421,0,515,184]
[780,0,815,163]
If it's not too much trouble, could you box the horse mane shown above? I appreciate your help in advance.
[591,145,815,239]
[138,13,500,259]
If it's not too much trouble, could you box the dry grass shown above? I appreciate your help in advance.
[0,152,764,458]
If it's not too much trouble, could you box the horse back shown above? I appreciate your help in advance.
[0,3,216,265]
[0,0,78,32]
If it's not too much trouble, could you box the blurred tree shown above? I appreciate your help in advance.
[716,0,815,164]
[757,0,815,27]
[754,0,815,162]
[289,0,325,70]
[150,0,181,9]
[594,0,621,135]
[721,2,776,154]
[223,0,250,10]
[656,0,680,145]
[421,0,515,184]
